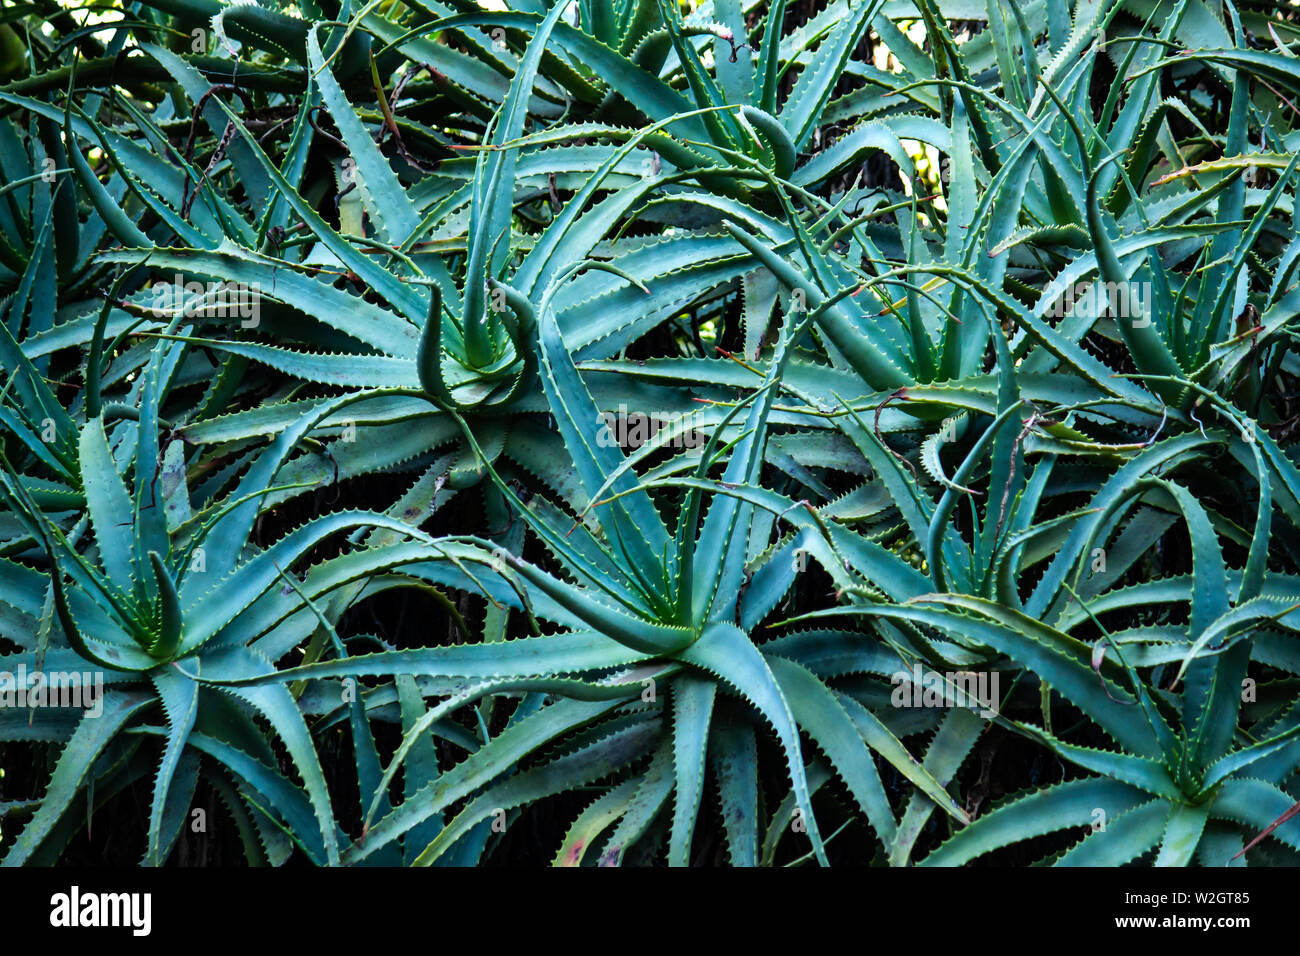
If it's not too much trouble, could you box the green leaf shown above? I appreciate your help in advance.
[681,622,828,866]
[1,693,149,866]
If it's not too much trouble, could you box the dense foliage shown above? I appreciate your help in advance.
[1,0,1300,867]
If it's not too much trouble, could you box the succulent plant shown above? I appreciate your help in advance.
[2,0,1300,867]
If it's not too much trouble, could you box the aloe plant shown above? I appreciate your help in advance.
[2,0,1300,868]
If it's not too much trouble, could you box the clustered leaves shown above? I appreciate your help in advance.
[1,0,1300,867]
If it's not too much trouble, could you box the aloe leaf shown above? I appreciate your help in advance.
[183,729,332,865]
[1009,720,1180,800]
[345,697,624,864]
[1211,779,1300,854]
[535,294,672,575]
[920,778,1149,867]
[101,245,420,356]
[200,95,426,321]
[62,102,149,249]
[815,597,1169,758]
[461,3,566,366]
[1,692,149,866]
[1202,718,1300,791]
[681,622,827,866]
[76,416,136,597]
[709,718,759,867]
[599,741,676,866]
[889,706,982,866]
[146,551,184,660]
[1025,433,1218,620]
[395,674,442,863]
[768,655,897,846]
[223,675,340,866]
[653,0,740,152]
[755,0,790,113]
[554,778,641,866]
[307,25,421,246]
[1053,798,1168,866]
[414,716,659,866]
[778,0,882,151]
[666,675,716,867]
[144,668,198,866]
